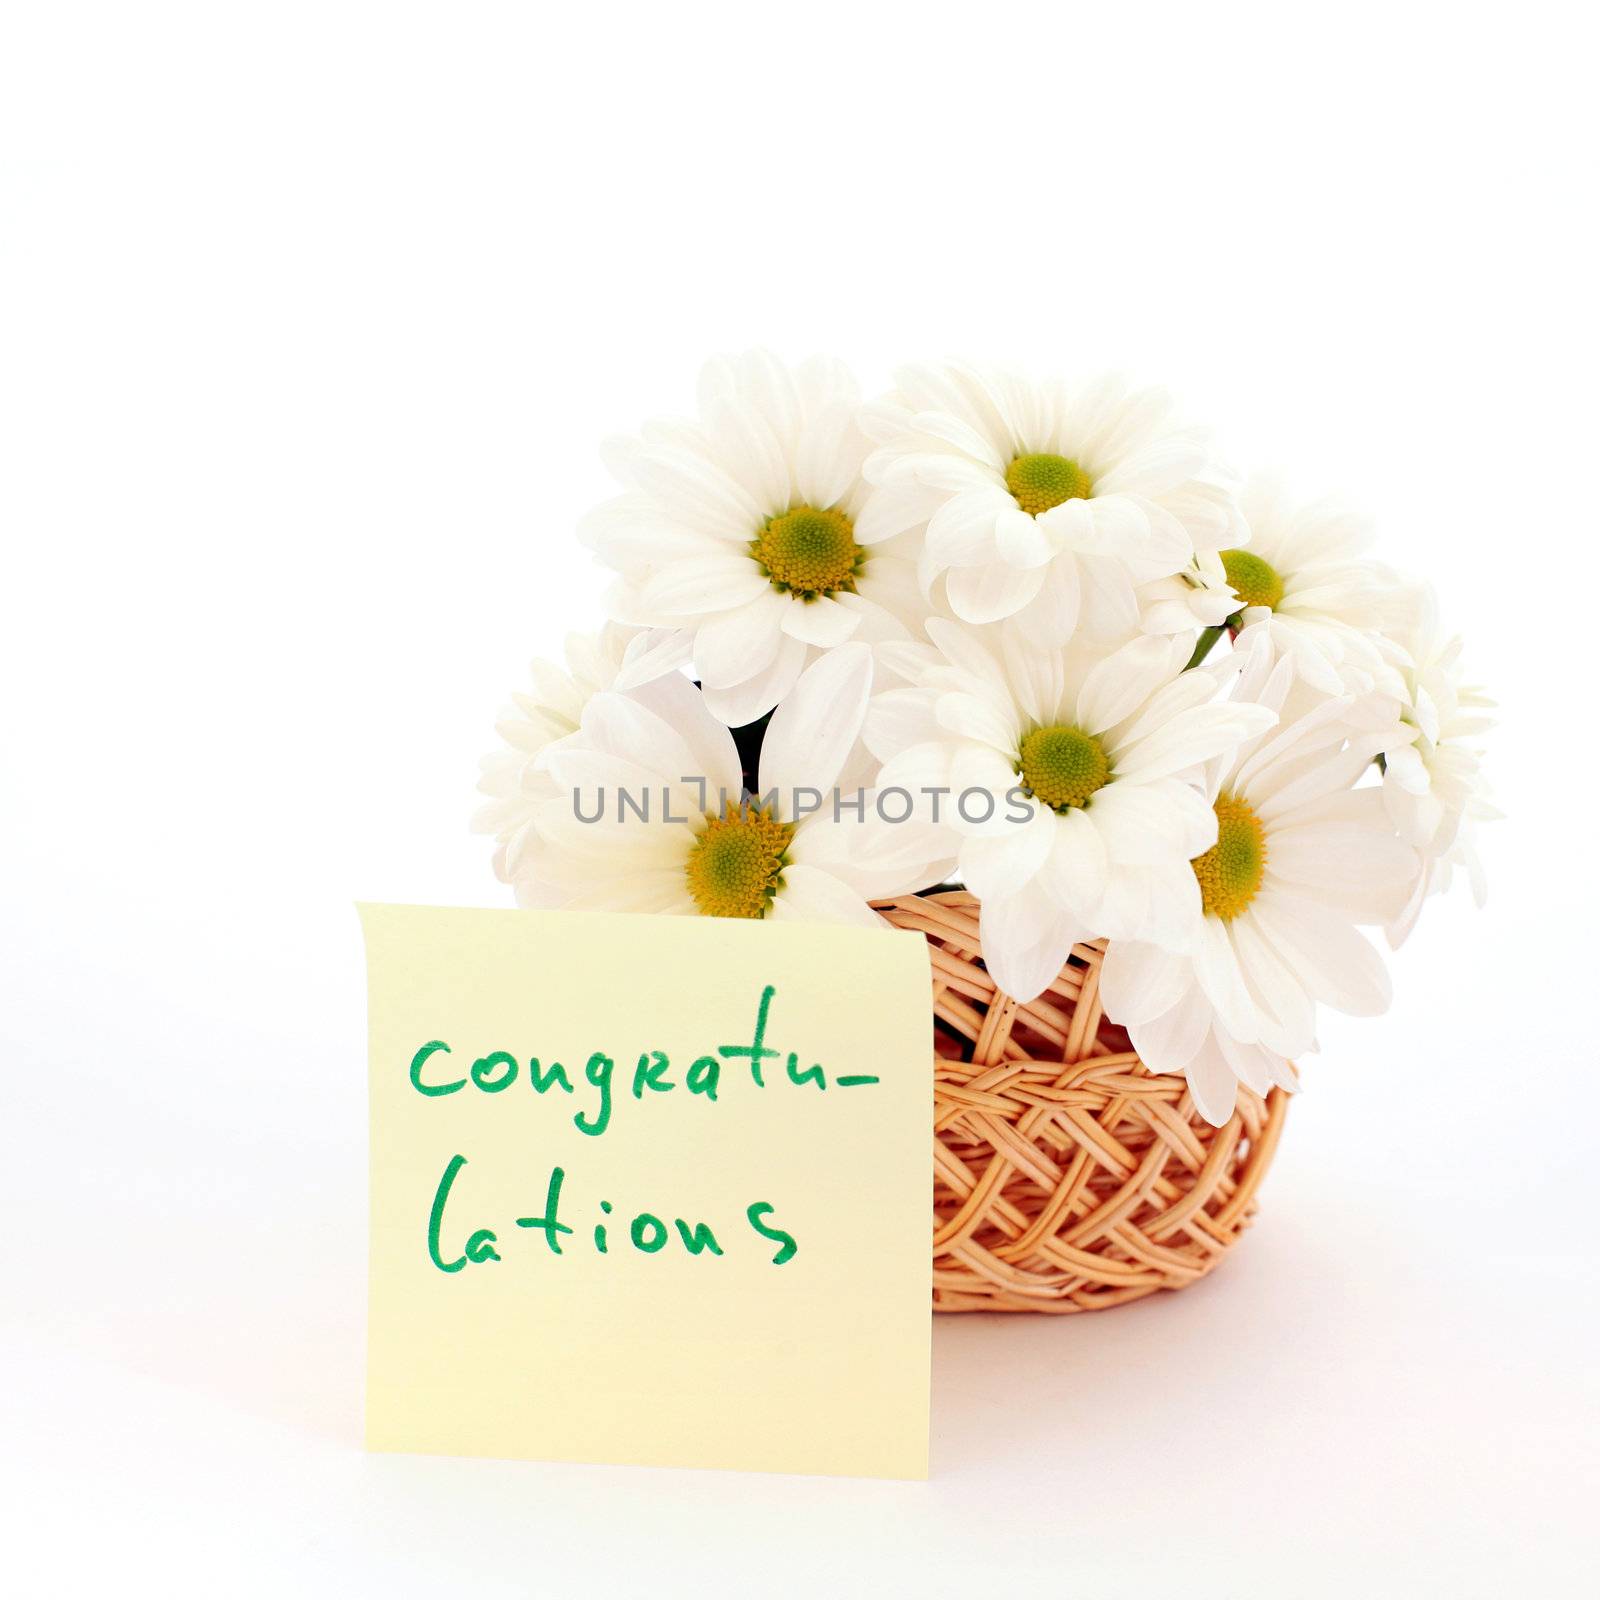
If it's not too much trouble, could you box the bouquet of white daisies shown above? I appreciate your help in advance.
[476,354,1494,1126]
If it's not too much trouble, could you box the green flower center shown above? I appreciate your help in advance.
[1221,548,1285,611]
[749,505,862,599]
[1191,793,1268,920]
[1018,724,1111,811]
[684,803,796,918]
[1005,452,1094,516]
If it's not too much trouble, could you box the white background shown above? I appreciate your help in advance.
[3,3,1596,1595]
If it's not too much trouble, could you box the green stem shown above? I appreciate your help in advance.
[1184,624,1227,672]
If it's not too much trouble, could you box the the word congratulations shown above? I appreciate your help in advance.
[408,984,879,1140]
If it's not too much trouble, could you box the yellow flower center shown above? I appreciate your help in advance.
[1221,548,1285,611]
[1018,724,1111,811]
[684,802,796,918]
[1191,793,1268,920]
[1005,452,1094,515]
[749,505,862,599]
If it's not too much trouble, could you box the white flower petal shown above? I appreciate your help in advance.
[852,490,930,546]
[1076,551,1143,636]
[630,444,765,539]
[959,805,1055,900]
[925,616,1009,694]
[1113,702,1277,784]
[759,642,873,805]
[1013,556,1082,646]
[1075,634,1183,736]
[770,864,882,928]
[1101,939,1190,1026]
[558,871,698,915]
[1211,1025,1278,1098]
[945,561,1046,625]
[864,687,941,762]
[935,689,1022,755]
[1036,805,1109,919]
[1251,891,1393,1017]
[700,634,807,726]
[1266,816,1419,924]
[581,692,721,797]
[925,491,1006,568]
[692,592,787,688]
[1190,916,1260,1043]
[876,739,956,798]
[995,506,1054,568]
[778,593,864,648]
[852,555,924,635]
[626,672,744,800]
[979,886,1087,1004]
[1184,1030,1241,1127]
[792,402,863,510]
[638,557,769,619]
[1226,916,1315,1058]
[613,628,694,692]
[999,623,1069,728]
[1130,982,1212,1074]
[1088,778,1216,865]
[697,383,794,511]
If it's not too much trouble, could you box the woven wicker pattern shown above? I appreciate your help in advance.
[874,891,1289,1314]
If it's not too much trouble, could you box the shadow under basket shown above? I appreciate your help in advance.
[873,891,1289,1314]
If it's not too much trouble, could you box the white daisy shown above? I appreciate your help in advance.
[1222,477,1401,695]
[859,364,1244,644]
[1378,582,1497,945]
[529,643,951,924]
[579,351,925,727]
[1100,644,1421,1126]
[866,619,1278,1003]
[472,624,689,903]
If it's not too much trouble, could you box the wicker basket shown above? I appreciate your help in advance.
[873,891,1289,1314]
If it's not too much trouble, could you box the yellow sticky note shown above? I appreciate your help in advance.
[358,903,933,1480]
